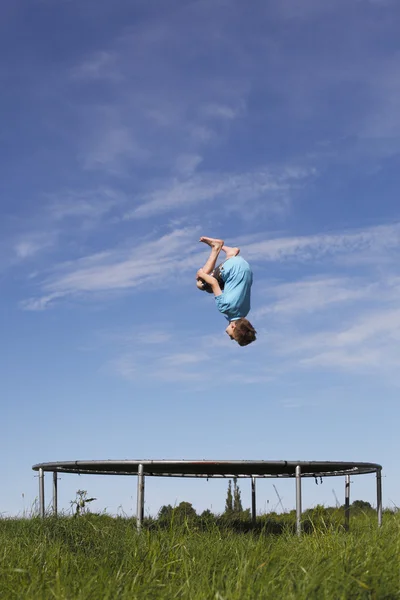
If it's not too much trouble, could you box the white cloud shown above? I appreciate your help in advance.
[20,293,63,311]
[78,221,400,385]
[19,220,400,311]
[202,103,245,120]
[109,354,139,381]
[79,125,147,172]
[138,332,172,345]
[334,308,400,346]
[175,154,203,177]
[21,228,199,309]
[15,241,45,260]
[300,348,383,369]
[107,301,400,384]
[360,57,400,141]
[70,51,121,82]
[14,234,55,260]
[265,304,400,377]
[65,15,250,177]
[254,277,375,318]
[108,333,263,385]
[46,187,124,221]
[243,222,400,263]
[125,166,315,220]
[161,352,209,367]
[3,187,128,276]
[101,328,172,346]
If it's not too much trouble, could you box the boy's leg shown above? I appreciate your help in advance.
[196,237,241,291]
[199,237,224,274]
[222,244,240,259]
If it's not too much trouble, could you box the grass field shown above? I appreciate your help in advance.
[1,511,400,599]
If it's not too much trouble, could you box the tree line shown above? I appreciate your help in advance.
[154,479,376,528]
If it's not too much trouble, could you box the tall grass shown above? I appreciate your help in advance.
[1,512,399,599]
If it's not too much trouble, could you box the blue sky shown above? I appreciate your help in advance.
[2,0,400,517]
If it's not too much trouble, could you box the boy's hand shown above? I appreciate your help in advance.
[196,269,222,297]
[196,269,216,284]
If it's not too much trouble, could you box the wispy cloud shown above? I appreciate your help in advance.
[21,228,200,310]
[243,222,400,263]
[124,166,316,220]
[19,220,400,311]
[106,300,400,385]
[20,293,64,311]
[254,277,375,318]
[108,331,263,385]
[109,348,211,385]
[360,57,400,142]
[201,102,245,120]
[45,187,124,221]
[0,185,129,278]
[33,0,398,209]
[61,4,253,177]
[69,50,122,82]
[175,154,203,177]
[79,122,147,173]
[14,235,54,260]
[293,307,400,373]
[100,328,173,346]
[161,352,209,367]
[256,281,400,377]
[23,218,400,384]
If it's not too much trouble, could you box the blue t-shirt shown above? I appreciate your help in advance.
[214,256,253,321]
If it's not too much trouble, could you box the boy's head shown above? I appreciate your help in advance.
[226,318,257,346]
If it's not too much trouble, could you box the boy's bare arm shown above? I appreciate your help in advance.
[197,269,223,296]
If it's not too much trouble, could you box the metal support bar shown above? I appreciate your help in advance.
[344,474,350,531]
[376,468,382,527]
[295,465,302,536]
[136,464,145,532]
[39,468,45,518]
[251,477,256,525]
[52,472,58,516]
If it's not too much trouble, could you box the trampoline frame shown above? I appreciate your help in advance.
[32,459,383,534]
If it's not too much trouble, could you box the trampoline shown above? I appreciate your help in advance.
[32,459,383,534]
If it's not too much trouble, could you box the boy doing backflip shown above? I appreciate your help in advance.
[196,236,256,346]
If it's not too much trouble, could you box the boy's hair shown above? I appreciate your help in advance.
[234,318,257,346]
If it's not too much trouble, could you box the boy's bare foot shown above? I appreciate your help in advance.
[199,236,224,250]
[222,245,240,259]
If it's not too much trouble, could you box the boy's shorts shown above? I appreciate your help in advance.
[197,263,225,294]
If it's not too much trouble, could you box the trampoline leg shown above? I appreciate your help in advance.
[137,464,145,532]
[295,465,302,536]
[376,468,382,527]
[344,474,350,531]
[251,477,256,525]
[53,472,58,517]
[39,468,45,518]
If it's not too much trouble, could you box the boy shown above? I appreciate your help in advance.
[196,236,256,346]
